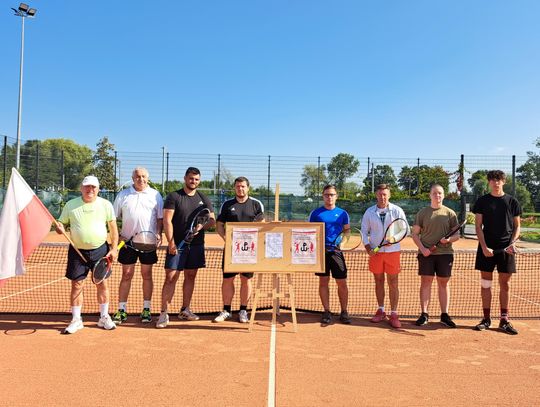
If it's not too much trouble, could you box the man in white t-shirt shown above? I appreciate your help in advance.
[112,167,163,324]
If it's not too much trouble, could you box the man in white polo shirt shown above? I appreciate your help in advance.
[112,167,163,324]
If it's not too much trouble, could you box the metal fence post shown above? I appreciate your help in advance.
[2,135,7,189]
[460,154,466,224]
[35,142,39,191]
[512,155,516,197]
[267,155,271,211]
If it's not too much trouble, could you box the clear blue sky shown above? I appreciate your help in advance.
[1,0,539,158]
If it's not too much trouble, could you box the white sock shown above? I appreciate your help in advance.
[143,300,151,309]
[72,305,82,320]
[391,310,398,315]
[99,303,109,317]
[378,306,385,312]
[118,302,127,311]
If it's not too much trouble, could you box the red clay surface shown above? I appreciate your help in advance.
[1,312,539,406]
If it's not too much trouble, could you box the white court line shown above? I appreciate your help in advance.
[267,321,276,407]
[0,276,66,301]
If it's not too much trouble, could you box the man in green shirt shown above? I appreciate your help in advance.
[55,175,119,334]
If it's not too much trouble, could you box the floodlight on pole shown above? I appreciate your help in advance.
[12,3,37,170]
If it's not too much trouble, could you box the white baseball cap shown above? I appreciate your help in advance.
[81,175,100,188]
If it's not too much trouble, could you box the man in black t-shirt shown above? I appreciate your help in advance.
[156,167,215,328]
[473,170,521,335]
[213,177,264,324]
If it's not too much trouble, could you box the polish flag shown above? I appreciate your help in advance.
[0,168,54,287]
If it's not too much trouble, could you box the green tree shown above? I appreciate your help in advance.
[362,164,398,195]
[327,153,360,191]
[517,137,540,210]
[92,137,116,190]
[44,138,93,189]
[504,175,534,212]
[300,164,328,197]
[467,170,488,189]
[398,165,449,195]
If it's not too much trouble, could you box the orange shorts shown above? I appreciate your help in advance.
[368,252,401,275]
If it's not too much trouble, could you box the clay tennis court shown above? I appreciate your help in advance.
[1,233,539,406]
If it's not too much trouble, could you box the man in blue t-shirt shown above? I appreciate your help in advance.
[309,185,351,325]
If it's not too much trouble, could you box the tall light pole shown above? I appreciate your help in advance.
[11,3,37,170]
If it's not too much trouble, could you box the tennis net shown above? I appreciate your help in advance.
[1,243,539,318]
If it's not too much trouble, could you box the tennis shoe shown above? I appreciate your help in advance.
[63,318,84,334]
[112,310,128,325]
[389,313,402,329]
[415,313,429,326]
[140,308,152,323]
[213,310,231,323]
[371,309,387,323]
[473,318,491,331]
[238,310,249,324]
[339,311,352,324]
[156,312,169,328]
[179,308,200,321]
[499,319,518,335]
[440,313,457,328]
[321,310,332,325]
[98,314,116,330]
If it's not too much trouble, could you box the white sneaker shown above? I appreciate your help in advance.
[63,318,84,334]
[156,312,169,328]
[98,314,116,330]
[213,310,231,323]
[179,308,200,321]
[238,310,249,323]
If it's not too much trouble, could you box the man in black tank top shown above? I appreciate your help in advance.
[213,177,264,323]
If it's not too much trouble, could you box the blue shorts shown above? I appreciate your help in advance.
[165,244,206,271]
[66,242,109,281]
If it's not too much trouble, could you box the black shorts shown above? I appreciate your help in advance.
[474,245,516,274]
[66,242,109,281]
[164,244,205,271]
[418,254,454,278]
[118,245,158,265]
[220,254,253,279]
[316,251,347,280]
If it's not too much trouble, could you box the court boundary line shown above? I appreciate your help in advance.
[267,321,276,407]
[0,276,67,301]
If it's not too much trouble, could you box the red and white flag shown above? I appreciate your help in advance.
[0,168,54,287]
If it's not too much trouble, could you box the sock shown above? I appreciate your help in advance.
[483,308,491,319]
[501,308,509,320]
[378,306,385,312]
[119,302,127,311]
[72,305,82,320]
[181,306,187,312]
[143,300,151,310]
[224,304,232,313]
[99,303,109,317]
[240,305,247,311]
[391,310,398,315]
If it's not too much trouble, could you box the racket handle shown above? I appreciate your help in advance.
[117,241,126,250]
[429,245,437,252]
[372,247,381,253]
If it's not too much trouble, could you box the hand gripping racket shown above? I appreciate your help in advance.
[326,227,363,252]
[372,218,408,253]
[429,219,467,252]
[120,230,161,253]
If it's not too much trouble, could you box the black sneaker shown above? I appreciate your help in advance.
[339,311,351,325]
[440,313,457,328]
[415,312,429,326]
[473,318,491,331]
[321,311,332,325]
[499,319,518,335]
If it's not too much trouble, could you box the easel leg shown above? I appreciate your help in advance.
[287,274,298,332]
[249,273,264,332]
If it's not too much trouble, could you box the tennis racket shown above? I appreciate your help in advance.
[177,207,212,252]
[372,218,408,253]
[120,230,160,253]
[429,219,467,252]
[91,256,112,285]
[493,237,523,256]
[326,227,363,252]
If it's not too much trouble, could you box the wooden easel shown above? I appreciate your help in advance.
[249,183,298,333]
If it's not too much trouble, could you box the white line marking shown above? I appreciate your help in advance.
[267,320,276,407]
[0,276,67,301]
